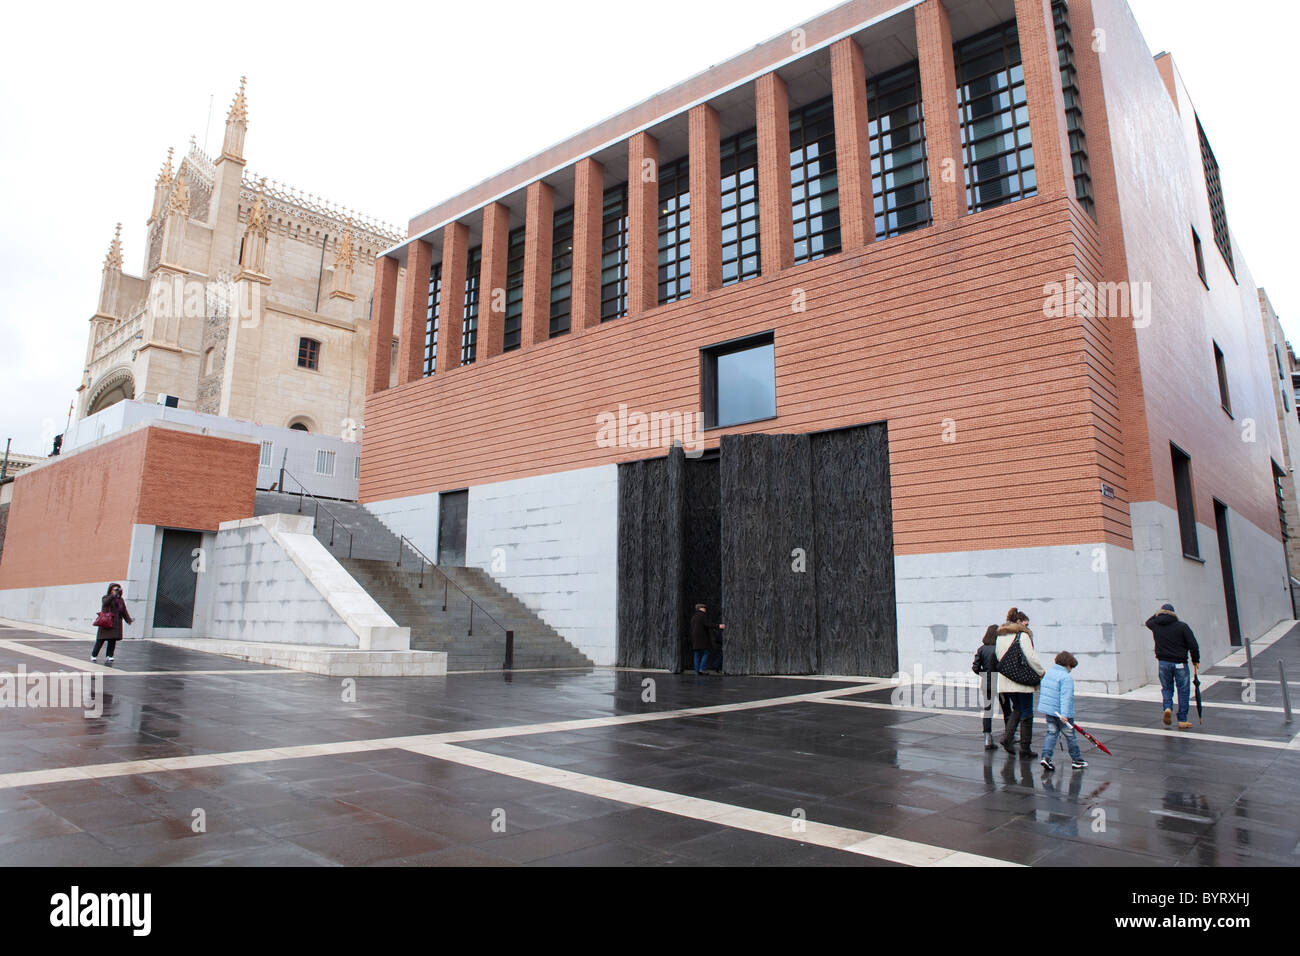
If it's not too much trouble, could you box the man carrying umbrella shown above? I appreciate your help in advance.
[1144,603,1201,730]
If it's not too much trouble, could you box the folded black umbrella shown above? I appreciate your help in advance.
[1193,674,1203,724]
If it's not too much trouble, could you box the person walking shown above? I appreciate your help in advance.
[689,603,724,676]
[1038,651,1087,772]
[972,624,1000,750]
[1144,603,1200,730]
[91,583,132,666]
[996,607,1045,758]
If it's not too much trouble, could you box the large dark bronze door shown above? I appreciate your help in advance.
[437,490,468,566]
[153,529,201,628]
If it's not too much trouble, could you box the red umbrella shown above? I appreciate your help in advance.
[1065,717,1112,755]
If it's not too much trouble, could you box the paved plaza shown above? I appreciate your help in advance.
[0,623,1297,867]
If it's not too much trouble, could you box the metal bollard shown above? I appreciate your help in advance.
[504,630,514,671]
[1281,660,1293,725]
[1244,637,1254,682]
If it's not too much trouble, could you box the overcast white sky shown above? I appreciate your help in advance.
[0,0,1295,455]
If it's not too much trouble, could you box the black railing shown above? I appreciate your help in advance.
[396,536,514,668]
[278,467,354,559]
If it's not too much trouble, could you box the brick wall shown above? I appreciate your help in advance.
[363,195,1127,556]
[0,426,259,590]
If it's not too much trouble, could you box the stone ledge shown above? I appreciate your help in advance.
[149,637,446,677]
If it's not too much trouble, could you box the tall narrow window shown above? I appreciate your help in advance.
[424,261,442,376]
[1171,444,1200,559]
[600,184,628,321]
[1052,0,1094,217]
[720,128,760,284]
[297,337,320,370]
[867,61,931,239]
[658,157,691,304]
[550,206,573,337]
[1213,342,1231,415]
[1192,228,1207,288]
[789,95,840,264]
[1196,115,1235,280]
[955,20,1035,212]
[503,226,526,352]
[462,245,482,365]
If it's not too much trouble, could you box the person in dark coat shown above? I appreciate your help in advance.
[1144,603,1200,729]
[973,624,1000,750]
[91,583,132,665]
[688,603,724,675]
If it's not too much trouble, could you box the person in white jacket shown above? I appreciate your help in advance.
[995,608,1046,758]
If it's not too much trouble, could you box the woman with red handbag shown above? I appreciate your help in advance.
[91,583,133,665]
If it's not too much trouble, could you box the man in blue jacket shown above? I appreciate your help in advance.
[1038,651,1086,772]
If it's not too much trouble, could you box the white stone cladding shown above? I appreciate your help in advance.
[365,465,619,666]
[208,514,409,649]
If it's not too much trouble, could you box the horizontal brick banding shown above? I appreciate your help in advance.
[362,196,1133,555]
[0,428,258,590]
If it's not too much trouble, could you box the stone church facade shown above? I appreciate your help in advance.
[78,78,403,436]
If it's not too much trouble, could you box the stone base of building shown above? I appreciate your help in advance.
[149,637,446,676]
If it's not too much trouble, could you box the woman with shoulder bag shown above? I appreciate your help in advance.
[91,583,133,666]
[995,607,1046,758]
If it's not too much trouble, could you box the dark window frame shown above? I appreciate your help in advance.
[1052,0,1095,217]
[700,330,778,430]
[789,95,841,264]
[424,261,442,377]
[550,205,574,337]
[1171,442,1201,561]
[600,183,629,322]
[503,225,526,352]
[297,336,320,371]
[461,245,482,366]
[657,156,691,305]
[955,20,1036,213]
[866,60,932,240]
[1213,341,1232,417]
[1196,114,1236,281]
[1192,227,1208,289]
[720,127,761,285]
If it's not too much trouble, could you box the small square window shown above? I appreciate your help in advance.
[702,332,777,429]
[298,337,320,371]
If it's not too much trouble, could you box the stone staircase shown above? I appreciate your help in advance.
[253,491,594,671]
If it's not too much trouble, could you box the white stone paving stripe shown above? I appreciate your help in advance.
[0,639,284,677]
[817,697,1300,751]
[400,741,1021,868]
[0,683,874,790]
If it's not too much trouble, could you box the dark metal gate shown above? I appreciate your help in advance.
[438,490,468,566]
[153,529,201,629]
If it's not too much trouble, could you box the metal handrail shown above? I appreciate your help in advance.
[396,535,510,644]
[278,467,354,559]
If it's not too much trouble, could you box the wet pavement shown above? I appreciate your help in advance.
[0,625,1297,866]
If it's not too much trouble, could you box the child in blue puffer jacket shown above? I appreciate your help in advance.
[1037,651,1086,772]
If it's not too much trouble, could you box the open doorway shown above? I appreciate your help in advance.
[1213,499,1242,647]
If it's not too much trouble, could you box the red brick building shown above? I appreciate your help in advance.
[360,0,1290,689]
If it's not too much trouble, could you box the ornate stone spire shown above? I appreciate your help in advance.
[150,147,175,222]
[237,177,270,282]
[96,223,124,318]
[221,76,248,163]
[156,147,174,186]
[161,170,191,270]
[329,219,357,300]
[166,168,191,216]
[103,223,123,270]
